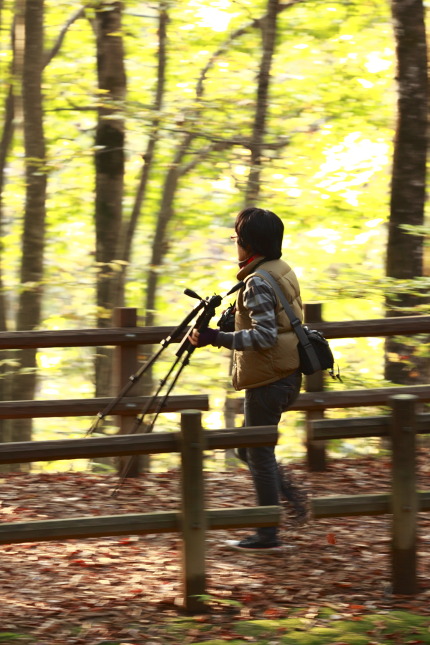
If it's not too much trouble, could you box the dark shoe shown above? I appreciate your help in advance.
[225,534,282,552]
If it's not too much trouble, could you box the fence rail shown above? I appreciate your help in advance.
[312,491,430,518]
[0,314,428,348]
[229,384,430,414]
[0,394,209,419]
[307,315,430,338]
[310,411,430,440]
[0,424,277,464]
[0,326,175,349]
[0,507,279,544]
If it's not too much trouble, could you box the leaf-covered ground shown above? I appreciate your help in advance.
[1,450,430,644]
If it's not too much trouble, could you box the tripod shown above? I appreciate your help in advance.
[87,281,243,490]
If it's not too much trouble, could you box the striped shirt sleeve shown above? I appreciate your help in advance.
[215,276,278,351]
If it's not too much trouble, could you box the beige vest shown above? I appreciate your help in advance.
[232,257,303,390]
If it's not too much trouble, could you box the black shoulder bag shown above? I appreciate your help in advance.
[257,269,339,380]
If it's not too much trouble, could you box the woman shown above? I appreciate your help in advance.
[190,206,305,552]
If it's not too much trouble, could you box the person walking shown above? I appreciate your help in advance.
[189,206,306,552]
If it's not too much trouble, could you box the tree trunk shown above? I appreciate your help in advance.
[94,1,126,397]
[144,162,183,329]
[117,3,168,307]
[11,0,47,445]
[225,0,280,437]
[385,0,428,384]
[245,0,279,204]
[141,159,183,403]
[0,7,24,448]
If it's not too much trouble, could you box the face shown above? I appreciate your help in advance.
[235,237,251,262]
[232,215,253,262]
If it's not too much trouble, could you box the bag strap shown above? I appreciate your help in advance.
[256,269,321,373]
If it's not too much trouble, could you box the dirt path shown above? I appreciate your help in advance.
[1,452,430,642]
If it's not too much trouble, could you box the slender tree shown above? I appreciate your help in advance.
[0,1,25,324]
[385,0,428,384]
[11,0,47,444]
[93,0,126,396]
[224,0,281,441]
[245,0,279,203]
[0,3,25,446]
[116,2,168,307]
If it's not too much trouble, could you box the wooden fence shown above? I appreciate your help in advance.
[0,410,279,612]
[1,307,429,432]
[0,308,430,602]
[1,399,428,600]
[309,394,430,595]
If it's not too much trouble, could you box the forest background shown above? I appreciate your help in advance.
[0,0,428,471]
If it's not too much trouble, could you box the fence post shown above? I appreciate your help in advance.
[180,410,207,612]
[304,303,326,471]
[390,394,418,595]
[113,308,140,477]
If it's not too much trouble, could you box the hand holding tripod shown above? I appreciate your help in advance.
[136,288,224,437]
[86,281,243,488]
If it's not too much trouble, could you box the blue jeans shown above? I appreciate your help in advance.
[240,370,302,540]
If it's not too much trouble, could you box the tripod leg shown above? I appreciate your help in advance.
[130,353,183,434]
[113,351,194,494]
[113,353,185,488]
[86,344,165,436]
[145,352,192,434]
[113,297,220,492]
[87,298,205,437]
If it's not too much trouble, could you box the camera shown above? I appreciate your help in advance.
[217,303,236,332]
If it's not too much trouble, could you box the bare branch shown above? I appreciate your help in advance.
[195,0,305,99]
[177,116,328,176]
[43,7,85,68]
[178,139,239,177]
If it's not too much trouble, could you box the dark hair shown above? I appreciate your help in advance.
[235,207,284,259]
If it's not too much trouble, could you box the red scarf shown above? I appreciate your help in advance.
[238,254,262,269]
